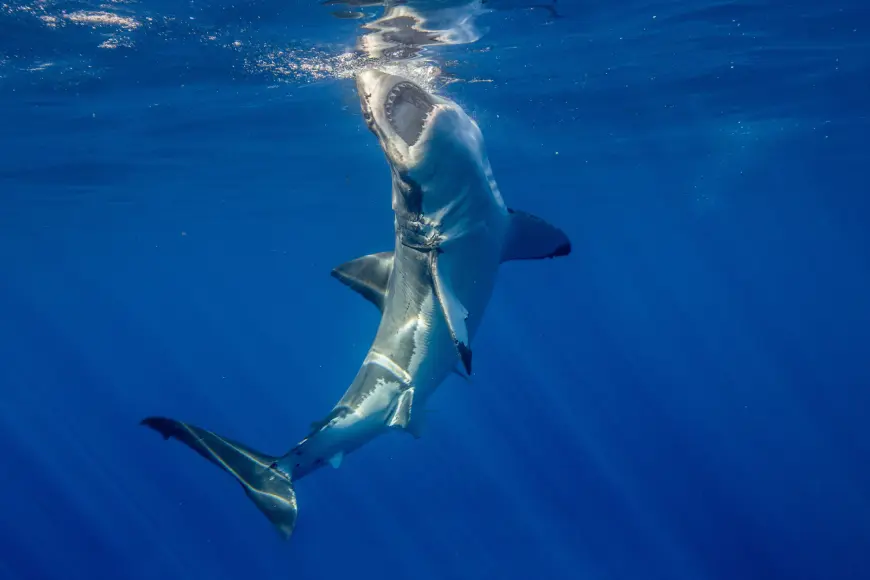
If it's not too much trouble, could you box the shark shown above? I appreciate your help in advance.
[141,68,571,540]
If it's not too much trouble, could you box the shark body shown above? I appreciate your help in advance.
[142,68,570,540]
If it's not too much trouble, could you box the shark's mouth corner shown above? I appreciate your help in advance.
[384,81,434,147]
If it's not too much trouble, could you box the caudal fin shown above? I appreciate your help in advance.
[141,417,298,539]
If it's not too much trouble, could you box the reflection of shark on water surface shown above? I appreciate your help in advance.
[141,69,571,540]
[322,0,559,11]
[355,2,485,61]
[327,0,561,61]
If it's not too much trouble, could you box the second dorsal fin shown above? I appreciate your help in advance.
[331,251,394,312]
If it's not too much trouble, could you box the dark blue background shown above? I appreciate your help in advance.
[1,1,869,579]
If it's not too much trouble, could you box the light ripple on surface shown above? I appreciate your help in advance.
[3,0,495,88]
[63,10,140,30]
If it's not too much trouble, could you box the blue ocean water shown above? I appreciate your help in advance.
[1,0,869,578]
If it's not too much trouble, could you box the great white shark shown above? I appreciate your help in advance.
[141,68,571,540]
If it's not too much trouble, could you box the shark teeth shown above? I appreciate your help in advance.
[384,81,434,147]
[410,109,435,147]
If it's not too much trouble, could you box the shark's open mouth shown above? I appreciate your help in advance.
[384,81,434,146]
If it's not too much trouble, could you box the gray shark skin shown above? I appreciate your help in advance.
[141,69,571,541]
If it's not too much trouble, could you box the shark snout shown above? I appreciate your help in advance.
[356,69,391,129]
[356,68,390,89]
[355,69,390,108]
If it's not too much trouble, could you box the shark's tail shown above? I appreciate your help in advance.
[141,417,298,539]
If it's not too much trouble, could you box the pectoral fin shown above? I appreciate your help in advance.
[501,208,571,262]
[429,251,472,375]
[331,252,394,312]
[452,365,471,382]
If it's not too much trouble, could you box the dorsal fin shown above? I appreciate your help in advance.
[501,208,571,262]
[331,252,394,312]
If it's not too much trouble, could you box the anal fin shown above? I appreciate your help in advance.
[406,413,426,440]
[388,388,426,439]
[429,252,472,375]
[328,451,344,469]
[388,387,415,430]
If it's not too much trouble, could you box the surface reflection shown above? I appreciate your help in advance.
[325,0,558,86]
